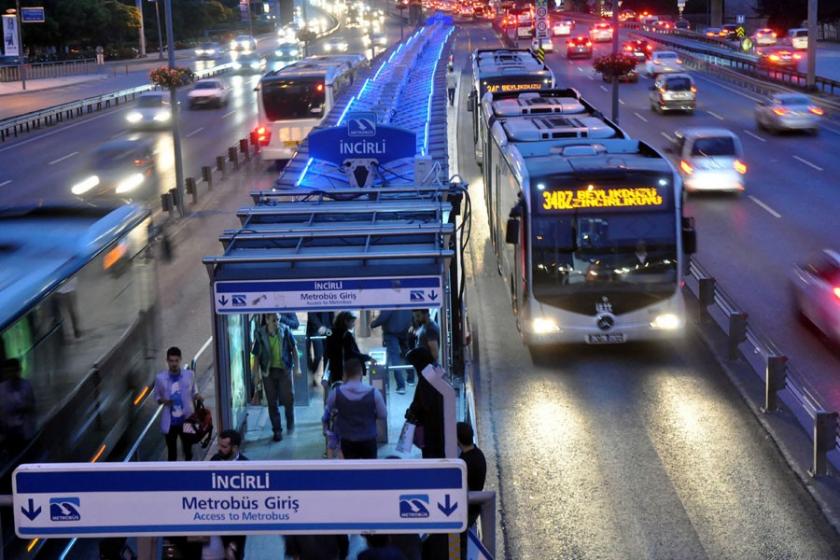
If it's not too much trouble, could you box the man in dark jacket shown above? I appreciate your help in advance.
[323,357,386,459]
[306,312,333,386]
[252,314,300,441]
[370,310,413,393]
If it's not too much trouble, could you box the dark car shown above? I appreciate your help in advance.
[232,53,266,74]
[566,36,593,59]
[757,46,800,69]
[623,39,652,62]
[70,138,157,201]
[721,23,740,40]
[675,19,690,30]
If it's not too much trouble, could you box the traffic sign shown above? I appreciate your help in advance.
[20,7,44,23]
[534,0,548,39]
[308,112,417,165]
[13,460,468,538]
[213,276,444,314]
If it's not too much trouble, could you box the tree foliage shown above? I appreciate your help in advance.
[593,53,637,78]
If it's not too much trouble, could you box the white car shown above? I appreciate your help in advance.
[589,22,613,42]
[672,128,747,193]
[230,35,257,52]
[788,28,808,50]
[188,79,230,109]
[646,50,684,77]
[755,93,822,134]
[323,38,349,52]
[791,250,840,344]
[531,36,554,53]
[752,28,777,46]
[552,19,573,36]
[125,92,171,129]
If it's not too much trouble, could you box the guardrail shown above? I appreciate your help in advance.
[0,62,232,143]
[684,258,838,478]
[0,59,98,82]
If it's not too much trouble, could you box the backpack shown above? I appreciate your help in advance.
[182,399,213,448]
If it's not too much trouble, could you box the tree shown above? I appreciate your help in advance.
[593,53,637,80]
[753,0,806,30]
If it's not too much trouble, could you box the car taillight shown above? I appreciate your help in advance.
[585,41,592,47]
[254,126,271,146]
[794,53,802,60]
[771,32,777,38]
[734,160,747,174]
[690,86,697,93]
[833,286,840,300]
[772,107,787,116]
[679,160,693,175]
[676,58,683,63]
[809,106,824,116]
[769,54,780,61]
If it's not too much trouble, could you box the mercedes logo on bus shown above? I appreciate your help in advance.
[596,314,615,331]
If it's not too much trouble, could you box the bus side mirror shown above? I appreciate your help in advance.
[682,216,697,255]
[505,218,520,244]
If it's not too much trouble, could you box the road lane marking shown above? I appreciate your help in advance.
[577,66,584,72]
[0,180,11,188]
[633,112,648,122]
[742,129,766,142]
[660,131,675,142]
[692,74,762,103]
[793,155,823,171]
[748,195,782,218]
[222,109,236,118]
[707,110,725,121]
[185,127,205,138]
[0,110,115,154]
[600,85,608,92]
[48,151,79,165]
[619,99,625,105]
[587,74,594,80]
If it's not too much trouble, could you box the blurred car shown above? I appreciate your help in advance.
[623,39,652,62]
[274,39,303,62]
[552,18,574,36]
[369,31,388,47]
[645,50,684,77]
[649,73,696,113]
[788,28,808,50]
[618,9,636,22]
[125,92,171,129]
[753,27,777,46]
[791,250,840,344]
[230,34,257,52]
[531,36,554,53]
[654,20,674,32]
[323,38,349,52]
[232,53,267,74]
[721,23,740,40]
[566,36,592,59]
[675,19,691,30]
[589,22,613,43]
[755,92,823,134]
[757,46,800,69]
[704,27,722,38]
[71,138,157,201]
[194,42,223,60]
[188,79,230,109]
[673,128,746,193]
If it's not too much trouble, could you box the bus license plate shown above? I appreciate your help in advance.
[587,333,626,344]
[284,140,299,148]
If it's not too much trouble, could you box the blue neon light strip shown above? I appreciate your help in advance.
[359,78,371,96]
[423,27,454,155]
[295,157,314,186]
[336,95,357,126]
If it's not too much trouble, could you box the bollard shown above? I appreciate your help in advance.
[762,355,787,413]
[698,277,716,322]
[239,138,250,161]
[185,177,198,205]
[169,188,181,212]
[216,155,226,174]
[727,312,747,361]
[160,192,174,214]
[810,411,839,477]
[228,147,240,170]
[202,165,213,190]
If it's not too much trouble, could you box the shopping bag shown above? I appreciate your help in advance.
[396,421,417,454]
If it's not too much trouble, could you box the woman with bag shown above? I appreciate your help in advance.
[403,347,445,459]
[323,312,373,387]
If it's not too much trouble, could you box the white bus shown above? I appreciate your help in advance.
[253,54,367,163]
[482,90,697,346]
[469,49,555,165]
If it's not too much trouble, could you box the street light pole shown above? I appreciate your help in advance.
[135,0,146,57]
[14,0,26,91]
[806,0,817,88]
[610,0,620,122]
[163,0,187,216]
[154,0,164,60]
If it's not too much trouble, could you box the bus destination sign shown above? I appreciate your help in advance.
[541,187,665,212]
[485,82,545,93]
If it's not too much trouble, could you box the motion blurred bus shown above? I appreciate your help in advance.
[481,89,696,346]
[253,54,367,164]
[469,49,555,165]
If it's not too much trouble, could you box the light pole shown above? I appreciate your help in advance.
[806,0,817,88]
[610,0,620,122]
[135,0,146,57]
[153,0,164,59]
[14,0,26,91]
[163,0,187,216]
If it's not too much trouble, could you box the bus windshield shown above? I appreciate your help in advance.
[530,178,678,301]
[261,78,326,121]
[480,75,549,96]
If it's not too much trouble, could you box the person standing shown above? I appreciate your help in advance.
[154,347,199,461]
[324,312,372,387]
[207,430,248,560]
[95,45,105,65]
[411,309,440,365]
[305,312,333,386]
[404,347,445,460]
[446,63,458,107]
[370,310,412,394]
[323,358,385,459]
[457,422,487,557]
[252,314,300,442]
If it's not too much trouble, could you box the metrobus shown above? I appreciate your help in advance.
[0,204,159,487]
[482,90,696,346]
[469,49,555,165]
[253,54,367,163]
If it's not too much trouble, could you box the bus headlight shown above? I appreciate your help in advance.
[116,173,145,194]
[650,313,681,330]
[532,317,560,334]
[126,111,143,123]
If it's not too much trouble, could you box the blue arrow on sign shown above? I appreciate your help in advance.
[428,290,439,301]
[437,494,458,517]
[21,498,41,521]
[218,296,229,306]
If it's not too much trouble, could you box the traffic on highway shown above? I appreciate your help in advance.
[2,0,840,558]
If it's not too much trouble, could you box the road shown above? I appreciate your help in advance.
[454,23,840,559]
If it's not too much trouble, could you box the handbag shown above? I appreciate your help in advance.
[182,399,213,448]
[396,421,416,454]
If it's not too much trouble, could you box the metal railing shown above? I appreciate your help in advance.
[0,59,97,82]
[685,258,838,477]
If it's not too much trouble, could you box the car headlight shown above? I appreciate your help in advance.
[532,317,560,334]
[650,313,681,330]
[289,48,298,56]
[250,61,260,69]
[324,44,332,51]
[126,111,143,123]
[230,40,237,49]
[195,49,204,55]
[206,49,216,55]
[233,61,242,69]
[115,173,145,194]
[153,110,171,122]
[71,175,100,196]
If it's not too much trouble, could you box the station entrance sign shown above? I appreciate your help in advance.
[213,276,443,314]
[13,460,467,538]
[308,112,417,166]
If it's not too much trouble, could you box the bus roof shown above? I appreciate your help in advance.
[472,49,549,77]
[482,89,585,117]
[0,204,149,330]
[261,54,366,85]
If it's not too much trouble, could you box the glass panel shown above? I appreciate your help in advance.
[228,314,247,427]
